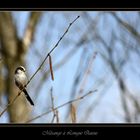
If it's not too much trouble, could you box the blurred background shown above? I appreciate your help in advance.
[0,11,140,123]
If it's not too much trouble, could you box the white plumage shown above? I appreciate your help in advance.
[14,66,34,106]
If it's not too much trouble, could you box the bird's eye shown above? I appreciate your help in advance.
[20,67,25,72]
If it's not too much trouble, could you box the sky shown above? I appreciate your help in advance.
[0,11,140,123]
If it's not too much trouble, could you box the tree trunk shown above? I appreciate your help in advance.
[0,12,30,122]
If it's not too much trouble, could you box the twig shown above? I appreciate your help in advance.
[50,87,56,123]
[70,103,76,123]
[79,51,97,94]
[55,110,59,123]
[51,114,55,123]
[33,46,79,100]
[50,88,54,109]
[26,15,80,85]
[49,54,54,81]
[26,89,97,123]
[0,92,21,117]
[0,15,80,117]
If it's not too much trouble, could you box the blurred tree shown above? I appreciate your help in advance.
[0,12,41,122]
[0,11,140,123]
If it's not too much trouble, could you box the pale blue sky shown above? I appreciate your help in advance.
[0,11,140,123]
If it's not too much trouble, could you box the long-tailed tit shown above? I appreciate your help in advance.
[14,66,34,106]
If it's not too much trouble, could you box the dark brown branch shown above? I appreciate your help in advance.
[49,54,54,81]
[33,46,79,100]
[0,15,80,117]
[26,15,80,85]
[55,110,59,123]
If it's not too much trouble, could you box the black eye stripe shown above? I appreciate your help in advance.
[18,67,24,71]
[15,67,25,74]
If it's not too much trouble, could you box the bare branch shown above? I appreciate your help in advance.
[51,114,55,123]
[33,46,79,100]
[50,87,56,123]
[0,91,21,117]
[0,15,80,117]
[26,15,80,85]
[79,51,97,94]
[26,89,97,123]
[70,103,76,123]
[23,12,42,49]
[111,13,140,44]
[50,88,55,112]
[50,87,60,123]
[55,110,59,123]
[49,54,54,81]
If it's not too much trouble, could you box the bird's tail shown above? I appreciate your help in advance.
[23,89,34,106]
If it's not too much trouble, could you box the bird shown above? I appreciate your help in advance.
[14,66,34,106]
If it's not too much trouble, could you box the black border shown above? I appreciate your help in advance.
[0,0,140,9]
[0,123,140,138]
[0,0,140,138]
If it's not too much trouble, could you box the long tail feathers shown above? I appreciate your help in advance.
[23,89,34,106]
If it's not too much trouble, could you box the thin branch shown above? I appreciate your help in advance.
[55,110,59,123]
[0,92,21,117]
[23,12,42,48]
[51,114,56,123]
[65,51,97,120]
[50,88,54,109]
[49,54,54,81]
[50,87,56,123]
[70,103,76,123]
[50,87,60,123]
[0,15,80,117]
[64,48,88,119]
[26,89,97,123]
[33,46,79,100]
[79,51,97,94]
[26,15,80,85]
[111,13,140,44]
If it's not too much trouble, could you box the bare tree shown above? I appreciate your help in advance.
[1,11,140,123]
[0,12,41,122]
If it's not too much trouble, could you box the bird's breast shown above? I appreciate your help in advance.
[15,73,27,86]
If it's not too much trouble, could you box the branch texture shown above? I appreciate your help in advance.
[0,15,80,117]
